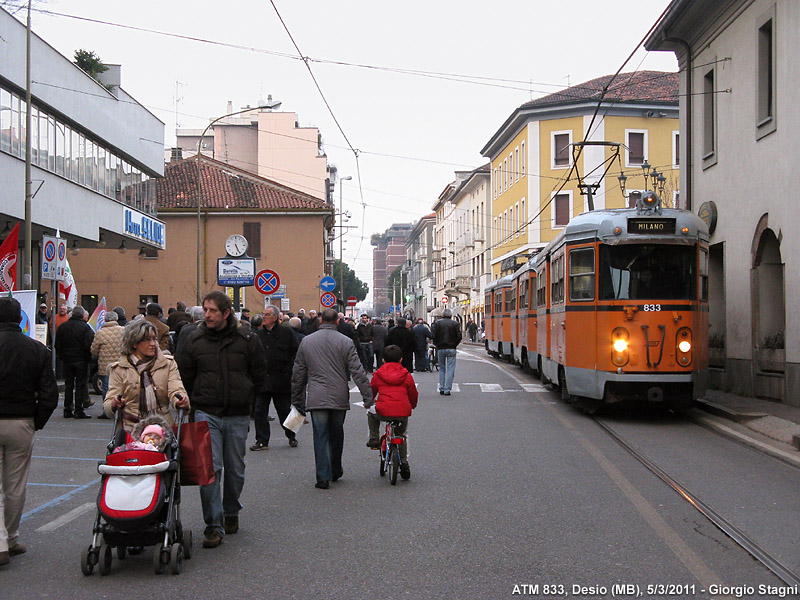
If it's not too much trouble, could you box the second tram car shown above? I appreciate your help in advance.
[485,199,709,411]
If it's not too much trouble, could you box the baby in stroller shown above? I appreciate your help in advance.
[112,417,171,453]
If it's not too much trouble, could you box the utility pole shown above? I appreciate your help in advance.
[23,0,32,289]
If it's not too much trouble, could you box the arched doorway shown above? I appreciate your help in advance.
[751,219,785,379]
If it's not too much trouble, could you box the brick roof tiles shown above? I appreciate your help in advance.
[523,70,678,108]
[158,156,330,212]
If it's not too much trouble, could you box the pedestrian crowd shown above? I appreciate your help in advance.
[0,294,461,565]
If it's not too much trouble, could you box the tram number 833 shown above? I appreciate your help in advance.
[642,304,662,311]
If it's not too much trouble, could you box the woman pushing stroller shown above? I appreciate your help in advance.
[104,319,189,431]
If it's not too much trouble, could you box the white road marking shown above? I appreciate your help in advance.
[521,383,548,392]
[36,502,95,532]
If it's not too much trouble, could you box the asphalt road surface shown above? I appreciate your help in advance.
[4,347,796,599]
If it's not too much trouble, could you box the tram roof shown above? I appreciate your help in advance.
[533,207,709,266]
[485,274,515,291]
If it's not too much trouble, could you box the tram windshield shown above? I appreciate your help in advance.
[598,244,696,301]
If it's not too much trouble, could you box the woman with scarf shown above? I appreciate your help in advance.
[104,320,189,431]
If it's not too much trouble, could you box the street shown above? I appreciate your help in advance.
[4,346,797,599]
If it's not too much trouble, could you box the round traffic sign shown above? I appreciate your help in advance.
[320,276,336,292]
[57,240,66,261]
[255,269,281,295]
[347,296,358,307]
[441,296,449,304]
[44,240,56,261]
[320,292,336,307]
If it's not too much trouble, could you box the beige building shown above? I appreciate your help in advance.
[176,100,330,202]
[69,155,333,317]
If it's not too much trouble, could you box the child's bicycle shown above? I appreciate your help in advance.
[378,419,406,485]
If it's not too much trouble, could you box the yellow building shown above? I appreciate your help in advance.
[481,71,680,278]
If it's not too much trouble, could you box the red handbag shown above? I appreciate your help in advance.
[173,420,215,486]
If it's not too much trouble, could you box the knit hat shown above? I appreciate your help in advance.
[140,424,164,440]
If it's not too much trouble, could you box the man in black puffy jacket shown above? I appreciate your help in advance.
[431,309,461,396]
[0,297,58,565]
[54,306,93,418]
[176,291,266,549]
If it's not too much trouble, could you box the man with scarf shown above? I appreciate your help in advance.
[177,291,266,549]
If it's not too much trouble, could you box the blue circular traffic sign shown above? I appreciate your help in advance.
[320,292,336,307]
[255,269,280,295]
[44,240,56,261]
[320,276,336,292]
[57,240,66,261]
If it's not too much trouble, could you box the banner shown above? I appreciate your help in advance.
[87,296,106,332]
[59,256,77,308]
[0,222,19,292]
[9,289,37,340]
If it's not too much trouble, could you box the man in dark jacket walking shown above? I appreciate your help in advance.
[250,305,299,452]
[371,318,388,368]
[176,291,266,549]
[355,313,375,373]
[412,318,432,372]
[291,309,371,489]
[0,297,58,565]
[431,309,461,395]
[386,318,415,373]
[54,306,93,419]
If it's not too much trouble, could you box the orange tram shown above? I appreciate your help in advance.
[485,200,710,412]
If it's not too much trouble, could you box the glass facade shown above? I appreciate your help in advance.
[0,84,157,216]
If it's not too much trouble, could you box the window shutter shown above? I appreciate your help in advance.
[243,222,261,257]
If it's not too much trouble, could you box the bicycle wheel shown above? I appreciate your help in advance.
[379,452,386,476]
[389,445,399,485]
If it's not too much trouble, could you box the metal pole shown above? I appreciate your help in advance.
[23,1,32,289]
[338,176,351,311]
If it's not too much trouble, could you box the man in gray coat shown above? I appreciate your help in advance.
[291,308,371,489]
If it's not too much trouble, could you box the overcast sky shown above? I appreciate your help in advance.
[17,0,677,305]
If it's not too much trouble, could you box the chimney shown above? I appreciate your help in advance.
[170,147,183,162]
[227,101,233,113]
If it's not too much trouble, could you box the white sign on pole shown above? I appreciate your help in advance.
[281,298,290,311]
[41,235,58,281]
[441,296,449,304]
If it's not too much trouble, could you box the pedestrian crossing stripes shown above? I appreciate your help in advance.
[350,382,549,394]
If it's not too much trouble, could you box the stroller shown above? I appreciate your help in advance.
[81,409,192,576]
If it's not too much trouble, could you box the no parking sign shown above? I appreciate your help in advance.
[320,292,336,307]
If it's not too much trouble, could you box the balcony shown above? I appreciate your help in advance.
[448,241,456,255]
[455,275,471,290]
[473,228,485,243]
[415,247,428,262]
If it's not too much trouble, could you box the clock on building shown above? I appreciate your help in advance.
[225,234,249,257]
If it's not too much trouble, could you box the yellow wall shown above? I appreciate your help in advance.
[538,117,583,246]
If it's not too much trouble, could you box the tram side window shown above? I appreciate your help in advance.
[485,293,492,315]
[699,248,708,302]
[569,248,595,301]
[509,287,516,313]
[495,292,502,314]
[551,255,565,304]
[519,279,528,309]
[537,271,546,307]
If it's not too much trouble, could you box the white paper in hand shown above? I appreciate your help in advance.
[353,401,376,414]
[283,406,306,433]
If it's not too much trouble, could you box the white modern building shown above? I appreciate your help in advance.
[403,213,436,321]
[646,0,799,405]
[0,7,165,302]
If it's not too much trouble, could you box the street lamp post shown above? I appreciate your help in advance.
[339,176,352,310]
[195,99,281,303]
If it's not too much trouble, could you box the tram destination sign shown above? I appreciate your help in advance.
[627,218,676,235]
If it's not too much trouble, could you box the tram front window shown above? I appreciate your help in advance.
[599,244,696,300]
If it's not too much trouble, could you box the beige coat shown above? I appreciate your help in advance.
[104,351,189,431]
[90,322,124,375]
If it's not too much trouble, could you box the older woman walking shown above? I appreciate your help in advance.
[104,319,189,431]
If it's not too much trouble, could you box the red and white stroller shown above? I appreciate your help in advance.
[80,409,192,576]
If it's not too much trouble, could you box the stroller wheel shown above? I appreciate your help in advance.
[98,541,112,576]
[182,528,193,560]
[80,546,95,576]
[169,543,184,575]
[153,545,166,575]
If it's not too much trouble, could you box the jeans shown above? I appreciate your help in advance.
[359,342,374,372]
[99,374,109,401]
[374,346,384,369]
[63,360,88,413]
[309,409,347,483]
[253,390,295,445]
[193,410,250,536]
[438,348,457,393]
[414,348,428,372]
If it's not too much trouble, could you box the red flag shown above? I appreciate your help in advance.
[0,222,19,292]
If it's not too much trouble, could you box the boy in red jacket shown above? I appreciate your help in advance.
[365,345,418,479]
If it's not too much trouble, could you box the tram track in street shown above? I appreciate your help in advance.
[594,416,800,589]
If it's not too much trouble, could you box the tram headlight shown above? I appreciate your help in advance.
[676,327,692,366]
[611,327,629,367]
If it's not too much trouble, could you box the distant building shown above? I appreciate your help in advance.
[481,71,680,279]
[646,0,797,405]
[0,6,164,308]
[371,223,413,316]
[403,214,435,321]
[69,155,333,316]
